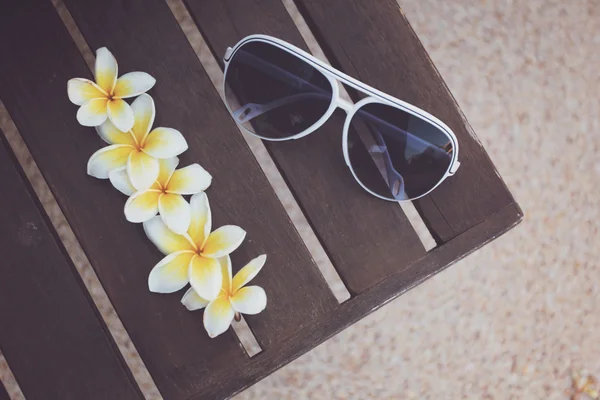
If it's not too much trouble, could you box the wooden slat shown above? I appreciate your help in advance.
[0,1,331,398]
[0,131,143,400]
[61,0,337,349]
[292,0,516,242]
[189,202,523,400]
[184,0,427,294]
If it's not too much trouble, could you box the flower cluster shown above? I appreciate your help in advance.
[68,48,266,338]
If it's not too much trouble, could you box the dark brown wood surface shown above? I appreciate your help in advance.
[0,131,143,400]
[185,0,427,294]
[293,0,516,242]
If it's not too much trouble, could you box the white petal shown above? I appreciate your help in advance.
[219,256,232,294]
[189,255,222,301]
[165,164,212,195]
[143,216,195,255]
[96,119,136,146]
[188,192,211,249]
[231,254,266,293]
[127,150,160,191]
[108,167,136,196]
[67,78,106,106]
[94,47,118,94]
[124,190,161,223]
[181,287,210,311]
[203,295,235,338]
[113,72,156,99]
[230,286,267,315]
[107,99,134,133]
[202,226,246,258]
[156,157,179,188]
[130,94,155,144]
[77,98,108,127]
[87,144,133,179]
[142,128,188,159]
[158,193,191,235]
[148,251,195,293]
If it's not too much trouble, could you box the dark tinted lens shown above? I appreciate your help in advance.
[224,41,333,139]
[347,103,453,200]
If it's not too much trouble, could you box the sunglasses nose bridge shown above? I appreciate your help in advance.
[335,98,354,114]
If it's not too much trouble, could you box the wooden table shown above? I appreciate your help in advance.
[0,0,522,399]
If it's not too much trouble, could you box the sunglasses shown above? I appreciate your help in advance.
[223,35,460,201]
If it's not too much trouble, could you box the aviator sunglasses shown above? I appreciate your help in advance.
[223,35,460,201]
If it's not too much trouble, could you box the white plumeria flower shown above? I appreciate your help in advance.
[67,47,155,132]
[144,192,246,300]
[182,254,267,338]
[120,157,211,234]
[87,94,188,191]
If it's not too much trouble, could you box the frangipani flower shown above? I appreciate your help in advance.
[87,94,188,191]
[67,47,155,132]
[144,192,246,300]
[122,157,211,234]
[181,255,267,338]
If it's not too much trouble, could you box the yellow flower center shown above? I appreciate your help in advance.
[128,131,143,151]
[156,182,167,194]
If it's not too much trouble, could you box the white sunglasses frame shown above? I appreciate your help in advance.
[223,34,460,202]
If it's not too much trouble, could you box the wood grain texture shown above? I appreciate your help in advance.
[0,1,336,399]
[293,0,516,241]
[188,202,523,400]
[184,0,427,295]
[0,131,143,400]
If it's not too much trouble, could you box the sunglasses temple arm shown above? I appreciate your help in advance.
[351,118,406,200]
[232,92,331,123]
[370,128,407,199]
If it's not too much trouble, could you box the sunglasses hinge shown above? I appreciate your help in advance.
[224,47,234,62]
[448,160,461,175]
